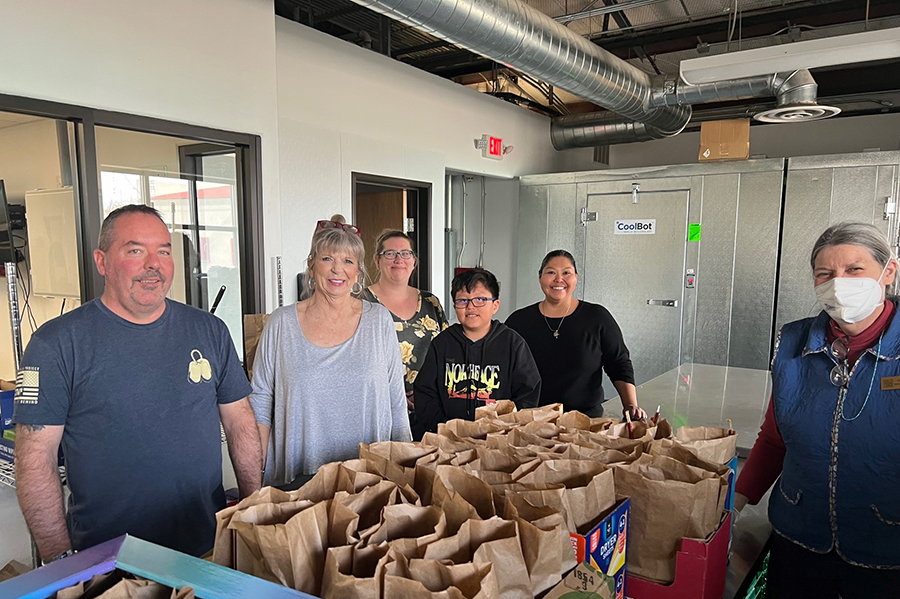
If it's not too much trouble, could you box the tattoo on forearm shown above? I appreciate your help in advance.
[23,424,46,432]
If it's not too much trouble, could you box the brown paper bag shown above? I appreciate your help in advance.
[334,479,407,536]
[517,461,615,534]
[363,503,447,558]
[383,552,499,599]
[502,491,576,596]
[649,438,730,477]
[506,428,564,449]
[229,498,316,586]
[439,419,509,440]
[432,465,495,519]
[496,403,563,425]
[475,399,517,420]
[422,430,482,453]
[613,453,728,583]
[321,542,389,599]
[94,579,181,599]
[243,313,270,375]
[213,486,302,567]
[358,442,437,489]
[285,499,361,596]
[423,517,531,599]
[295,461,384,504]
[675,426,738,464]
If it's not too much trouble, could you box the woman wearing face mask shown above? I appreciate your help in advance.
[735,222,900,598]
[506,249,646,420]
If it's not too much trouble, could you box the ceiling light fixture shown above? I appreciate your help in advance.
[679,27,900,85]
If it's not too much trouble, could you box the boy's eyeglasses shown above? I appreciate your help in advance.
[453,297,497,308]
[379,250,415,260]
[317,220,361,236]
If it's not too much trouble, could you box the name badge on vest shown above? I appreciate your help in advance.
[881,376,900,391]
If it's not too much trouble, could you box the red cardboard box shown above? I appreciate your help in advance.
[626,511,731,599]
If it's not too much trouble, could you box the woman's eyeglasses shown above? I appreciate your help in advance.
[379,250,415,260]
[830,337,850,387]
[453,297,496,308]
[317,220,361,236]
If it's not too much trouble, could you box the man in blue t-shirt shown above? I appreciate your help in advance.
[12,205,262,563]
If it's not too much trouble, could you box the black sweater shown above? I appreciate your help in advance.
[505,301,634,414]
[413,321,541,435]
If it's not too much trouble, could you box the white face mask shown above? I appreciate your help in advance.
[815,263,889,324]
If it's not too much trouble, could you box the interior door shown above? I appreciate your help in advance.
[583,189,690,398]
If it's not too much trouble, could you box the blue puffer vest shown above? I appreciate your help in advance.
[769,305,900,568]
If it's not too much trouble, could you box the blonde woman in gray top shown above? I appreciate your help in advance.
[250,221,411,485]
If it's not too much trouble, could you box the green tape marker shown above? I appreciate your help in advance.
[688,223,702,242]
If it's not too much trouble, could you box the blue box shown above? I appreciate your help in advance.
[0,433,13,464]
[569,497,630,599]
[0,535,317,599]
[0,389,13,432]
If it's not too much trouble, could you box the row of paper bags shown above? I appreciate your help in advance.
[212,403,736,598]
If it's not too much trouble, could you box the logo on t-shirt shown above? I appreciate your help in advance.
[445,362,501,400]
[15,366,39,404]
[188,350,212,384]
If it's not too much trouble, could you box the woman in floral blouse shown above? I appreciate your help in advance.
[362,230,448,439]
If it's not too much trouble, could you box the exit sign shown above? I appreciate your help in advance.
[476,134,504,160]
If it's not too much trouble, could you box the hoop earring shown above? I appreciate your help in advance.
[308,278,316,290]
[352,282,363,294]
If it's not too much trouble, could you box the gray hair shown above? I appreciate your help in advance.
[810,222,893,270]
[98,204,165,252]
[305,227,367,296]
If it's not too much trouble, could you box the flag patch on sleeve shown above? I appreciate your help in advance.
[15,367,40,405]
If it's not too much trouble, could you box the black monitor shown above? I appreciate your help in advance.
[0,181,14,264]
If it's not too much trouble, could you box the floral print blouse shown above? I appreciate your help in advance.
[362,288,449,392]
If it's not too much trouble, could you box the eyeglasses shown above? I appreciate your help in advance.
[453,297,496,308]
[830,337,849,387]
[379,250,415,260]
[317,220,361,236]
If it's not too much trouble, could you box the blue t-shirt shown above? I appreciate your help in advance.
[12,298,252,556]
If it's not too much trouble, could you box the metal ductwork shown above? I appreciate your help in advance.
[552,69,841,149]
[349,0,691,136]
[551,112,673,148]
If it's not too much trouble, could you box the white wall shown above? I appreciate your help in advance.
[608,112,900,169]
[0,0,597,318]
[446,175,520,322]
[274,18,592,304]
[0,0,283,305]
[0,119,61,202]
[95,127,182,175]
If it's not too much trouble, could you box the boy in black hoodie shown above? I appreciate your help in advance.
[414,269,541,436]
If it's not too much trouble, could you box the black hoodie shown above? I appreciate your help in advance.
[413,320,541,436]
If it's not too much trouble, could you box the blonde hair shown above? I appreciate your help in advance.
[305,227,368,297]
[373,229,416,283]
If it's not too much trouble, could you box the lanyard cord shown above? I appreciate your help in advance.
[841,331,884,421]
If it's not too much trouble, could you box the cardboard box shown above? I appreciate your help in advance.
[699,119,750,162]
[0,434,13,464]
[545,561,626,599]
[0,389,13,432]
[571,497,630,575]
[625,511,732,599]
[0,534,316,599]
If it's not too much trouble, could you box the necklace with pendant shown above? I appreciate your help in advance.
[542,300,572,339]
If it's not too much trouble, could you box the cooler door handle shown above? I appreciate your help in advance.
[647,299,679,307]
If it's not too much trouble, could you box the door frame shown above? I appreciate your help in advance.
[351,172,433,291]
[0,93,266,316]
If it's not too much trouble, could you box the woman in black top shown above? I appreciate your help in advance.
[506,249,647,420]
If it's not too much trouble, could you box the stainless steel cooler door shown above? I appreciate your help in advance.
[583,189,690,395]
[776,153,900,333]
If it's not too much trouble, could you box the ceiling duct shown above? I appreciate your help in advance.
[348,0,691,137]
[552,69,840,149]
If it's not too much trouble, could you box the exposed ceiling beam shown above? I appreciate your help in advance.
[593,0,899,56]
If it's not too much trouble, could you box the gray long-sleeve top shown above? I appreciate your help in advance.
[250,301,411,485]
